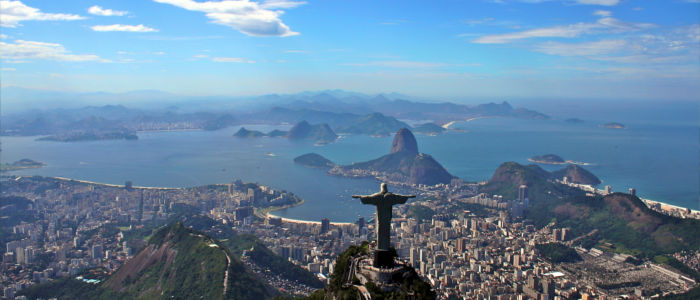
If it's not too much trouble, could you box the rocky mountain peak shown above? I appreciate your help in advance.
[390,128,419,154]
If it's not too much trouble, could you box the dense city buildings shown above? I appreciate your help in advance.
[1,175,698,299]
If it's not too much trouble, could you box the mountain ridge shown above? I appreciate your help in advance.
[330,128,454,185]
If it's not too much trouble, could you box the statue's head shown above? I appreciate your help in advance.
[380,183,388,193]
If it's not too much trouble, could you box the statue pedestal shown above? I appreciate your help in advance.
[355,255,414,292]
[373,249,395,268]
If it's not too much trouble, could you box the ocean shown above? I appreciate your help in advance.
[2,103,698,222]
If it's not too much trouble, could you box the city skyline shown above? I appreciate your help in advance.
[1,0,699,100]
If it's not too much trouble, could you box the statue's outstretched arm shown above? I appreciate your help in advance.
[388,193,415,205]
[352,193,381,205]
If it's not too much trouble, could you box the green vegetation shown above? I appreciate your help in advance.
[21,222,279,300]
[17,276,120,300]
[105,222,277,300]
[294,153,335,169]
[408,205,435,222]
[551,164,601,185]
[482,162,700,258]
[412,123,445,135]
[536,243,582,263]
[223,233,324,288]
[177,214,322,289]
[321,242,435,300]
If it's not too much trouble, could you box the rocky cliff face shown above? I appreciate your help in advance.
[330,128,453,186]
[550,164,601,185]
[390,127,419,154]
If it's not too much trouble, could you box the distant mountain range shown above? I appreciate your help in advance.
[2,89,549,140]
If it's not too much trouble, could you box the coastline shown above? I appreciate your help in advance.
[566,181,700,216]
[528,158,592,166]
[136,128,204,133]
[441,116,495,129]
[640,198,700,214]
[7,174,699,221]
[0,164,45,172]
[52,176,181,190]
[265,211,355,227]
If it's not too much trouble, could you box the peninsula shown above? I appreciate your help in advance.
[233,121,338,144]
[329,128,454,186]
[38,130,138,142]
[1,159,45,172]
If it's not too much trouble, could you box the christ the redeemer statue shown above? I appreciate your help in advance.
[353,183,415,252]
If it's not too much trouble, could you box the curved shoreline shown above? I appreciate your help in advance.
[52,176,178,190]
[527,158,593,166]
[265,211,354,226]
[7,175,699,220]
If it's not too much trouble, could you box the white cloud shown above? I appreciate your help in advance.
[283,49,308,53]
[212,57,255,63]
[87,5,128,17]
[91,24,158,32]
[472,16,654,44]
[343,61,450,68]
[576,0,619,6]
[153,0,302,37]
[593,10,612,17]
[0,40,109,62]
[535,39,627,56]
[534,25,700,65]
[1,67,16,71]
[154,51,166,55]
[260,0,306,9]
[193,54,209,58]
[491,0,620,5]
[1,0,85,27]
[0,34,7,39]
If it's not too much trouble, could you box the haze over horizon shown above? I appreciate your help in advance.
[1,0,699,101]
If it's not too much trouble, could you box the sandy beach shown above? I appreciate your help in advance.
[266,212,355,227]
[52,176,179,190]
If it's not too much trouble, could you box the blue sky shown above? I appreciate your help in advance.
[1,0,699,100]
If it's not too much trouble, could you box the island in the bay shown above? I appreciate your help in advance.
[234,121,338,144]
[529,154,592,167]
[602,122,626,129]
[0,159,45,172]
[529,154,566,164]
[293,153,335,169]
[296,128,455,186]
